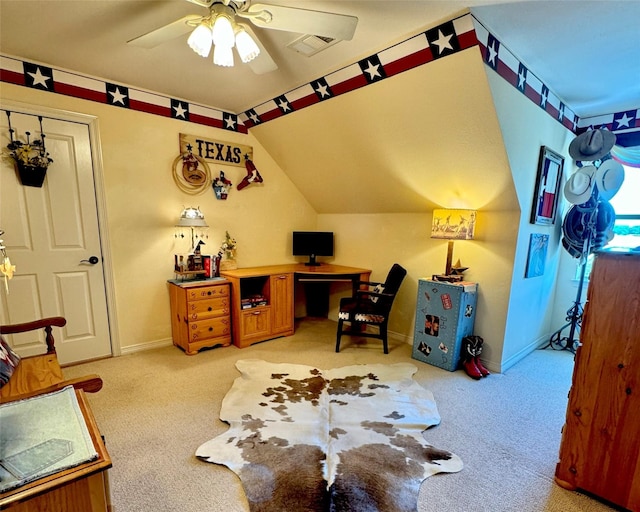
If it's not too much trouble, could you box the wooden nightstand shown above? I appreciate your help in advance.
[167,279,232,354]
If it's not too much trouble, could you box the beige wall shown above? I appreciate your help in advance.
[485,71,575,368]
[0,82,317,352]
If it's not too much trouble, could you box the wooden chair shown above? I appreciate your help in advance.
[0,317,102,403]
[336,263,407,354]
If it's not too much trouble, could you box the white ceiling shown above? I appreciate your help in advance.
[1,0,638,118]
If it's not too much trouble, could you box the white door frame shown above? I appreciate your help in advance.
[1,98,121,358]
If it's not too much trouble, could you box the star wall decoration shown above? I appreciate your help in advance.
[171,99,189,120]
[517,63,528,92]
[359,55,386,83]
[275,95,292,114]
[223,113,238,131]
[426,21,460,59]
[24,63,53,90]
[246,109,261,125]
[311,78,333,100]
[106,83,129,108]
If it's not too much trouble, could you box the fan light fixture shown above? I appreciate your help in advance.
[187,4,260,67]
[187,21,214,57]
[235,26,260,63]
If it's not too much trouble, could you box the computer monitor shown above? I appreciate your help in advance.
[292,231,334,266]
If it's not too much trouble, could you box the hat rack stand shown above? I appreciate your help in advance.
[545,201,597,352]
[545,127,620,353]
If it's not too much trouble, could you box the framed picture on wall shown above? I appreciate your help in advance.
[530,146,564,225]
[525,233,549,278]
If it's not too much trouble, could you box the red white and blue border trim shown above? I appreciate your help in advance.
[0,55,243,134]
[1,11,638,146]
[473,18,639,147]
[240,14,478,127]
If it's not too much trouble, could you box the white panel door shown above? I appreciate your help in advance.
[0,110,111,364]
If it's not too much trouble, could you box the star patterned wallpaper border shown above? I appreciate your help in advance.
[1,12,638,144]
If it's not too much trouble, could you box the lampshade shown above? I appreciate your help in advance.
[176,207,208,227]
[187,22,213,58]
[212,14,235,48]
[213,44,234,67]
[431,208,476,277]
[431,209,476,240]
[235,26,260,63]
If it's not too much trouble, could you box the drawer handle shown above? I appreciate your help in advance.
[208,327,214,332]
[278,275,286,279]
[208,307,212,311]
[207,291,212,296]
[253,311,261,315]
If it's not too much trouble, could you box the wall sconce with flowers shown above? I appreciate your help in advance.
[3,111,53,188]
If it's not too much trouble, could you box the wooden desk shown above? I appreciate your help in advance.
[221,263,371,348]
[0,390,112,512]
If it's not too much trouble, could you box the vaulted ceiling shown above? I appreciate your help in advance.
[1,1,638,118]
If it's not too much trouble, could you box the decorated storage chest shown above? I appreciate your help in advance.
[412,279,477,371]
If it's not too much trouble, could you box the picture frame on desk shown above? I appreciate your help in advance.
[530,146,564,226]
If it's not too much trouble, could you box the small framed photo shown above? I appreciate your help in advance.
[530,146,564,225]
[525,233,549,278]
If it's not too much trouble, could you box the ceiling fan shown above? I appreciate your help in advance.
[127,0,358,74]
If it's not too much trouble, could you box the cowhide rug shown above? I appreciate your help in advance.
[196,359,462,512]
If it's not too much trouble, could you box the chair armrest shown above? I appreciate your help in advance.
[354,290,395,307]
[1,374,103,403]
[354,280,384,288]
[355,289,394,299]
[0,317,66,354]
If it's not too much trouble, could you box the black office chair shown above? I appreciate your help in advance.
[335,263,407,354]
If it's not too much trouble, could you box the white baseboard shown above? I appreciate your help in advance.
[499,335,549,372]
[120,337,173,356]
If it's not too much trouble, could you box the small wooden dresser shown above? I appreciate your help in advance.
[555,251,640,511]
[168,279,232,354]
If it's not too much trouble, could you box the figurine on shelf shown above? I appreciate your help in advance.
[449,259,469,275]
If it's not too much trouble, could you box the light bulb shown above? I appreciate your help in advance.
[212,15,235,48]
[187,23,213,58]
[213,44,234,67]
[235,27,260,63]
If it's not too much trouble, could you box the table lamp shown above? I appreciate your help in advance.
[175,206,208,252]
[431,208,476,276]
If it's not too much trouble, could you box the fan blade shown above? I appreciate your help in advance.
[186,0,213,7]
[242,25,278,75]
[127,15,203,49]
[247,4,357,41]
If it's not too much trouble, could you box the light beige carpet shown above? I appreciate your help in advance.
[64,318,616,512]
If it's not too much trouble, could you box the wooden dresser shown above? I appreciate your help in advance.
[555,251,640,511]
[168,279,232,354]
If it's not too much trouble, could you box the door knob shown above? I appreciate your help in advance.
[80,256,100,265]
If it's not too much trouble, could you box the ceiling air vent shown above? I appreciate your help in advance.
[287,34,339,56]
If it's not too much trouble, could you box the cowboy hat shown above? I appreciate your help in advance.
[569,128,616,161]
[564,165,597,205]
[595,159,625,201]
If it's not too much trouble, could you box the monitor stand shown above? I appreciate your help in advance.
[305,254,321,266]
